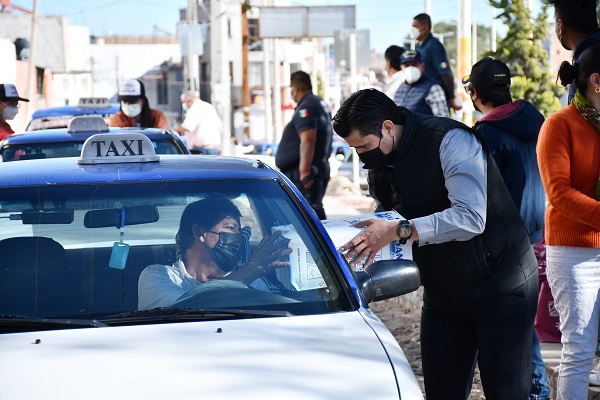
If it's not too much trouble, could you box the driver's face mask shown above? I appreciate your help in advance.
[209,226,251,272]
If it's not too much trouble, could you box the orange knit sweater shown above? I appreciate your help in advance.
[537,104,600,247]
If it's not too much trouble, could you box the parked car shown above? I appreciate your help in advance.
[26,97,120,131]
[0,116,189,162]
[0,132,423,399]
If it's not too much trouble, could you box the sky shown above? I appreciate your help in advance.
[15,0,543,53]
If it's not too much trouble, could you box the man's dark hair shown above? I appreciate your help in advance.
[384,45,405,71]
[175,195,241,259]
[474,85,512,108]
[332,89,404,139]
[545,0,599,34]
[558,44,600,92]
[413,13,432,29]
[290,71,312,91]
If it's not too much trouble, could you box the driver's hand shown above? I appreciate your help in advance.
[247,231,292,274]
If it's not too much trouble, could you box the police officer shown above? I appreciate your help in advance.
[275,71,333,219]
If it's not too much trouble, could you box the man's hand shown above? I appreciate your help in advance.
[339,219,398,268]
[247,231,293,273]
[300,174,314,189]
[450,97,463,111]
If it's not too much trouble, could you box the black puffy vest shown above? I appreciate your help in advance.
[369,108,537,310]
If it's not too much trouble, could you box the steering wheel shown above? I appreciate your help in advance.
[172,279,300,309]
[175,279,250,303]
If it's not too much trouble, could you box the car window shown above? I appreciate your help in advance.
[0,178,352,326]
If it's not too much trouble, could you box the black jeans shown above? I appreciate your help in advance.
[420,275,538,400]
[283,163,329,220]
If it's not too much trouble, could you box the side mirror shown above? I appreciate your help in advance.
[353,259,420,303]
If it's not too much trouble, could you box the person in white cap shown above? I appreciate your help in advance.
[0,83,29,141]
[109,79,168,129]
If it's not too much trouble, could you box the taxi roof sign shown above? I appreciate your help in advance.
[78,133,159,165]
[68,116,110,133]
[77,97,111,108]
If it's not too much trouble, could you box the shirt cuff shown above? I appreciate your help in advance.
[412,216,435,246]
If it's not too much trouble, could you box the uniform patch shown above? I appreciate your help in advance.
[298,109,308,118]
[439,61,448,69]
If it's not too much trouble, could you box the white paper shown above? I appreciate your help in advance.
[272,211,413,291]
[272,225,325,291]
[321,211,413,271]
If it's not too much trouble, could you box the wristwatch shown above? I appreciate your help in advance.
[396,220,413,245]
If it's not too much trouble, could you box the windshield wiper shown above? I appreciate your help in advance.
[99,307,293,326]
[0,315,108,333]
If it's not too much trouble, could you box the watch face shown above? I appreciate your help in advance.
[399,225,412,238]
[397,221,412,239]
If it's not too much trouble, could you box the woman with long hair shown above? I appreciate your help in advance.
[109,79,168,129]
[537,44,600,398]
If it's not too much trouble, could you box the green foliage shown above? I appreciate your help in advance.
[317,72,324,98]
[487,0,563,117]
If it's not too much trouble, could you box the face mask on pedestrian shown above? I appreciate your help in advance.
[289,85,297,103]
[2,105,19,121]
[358,134,395,170]
[410,26,421,40]
[182,102,189,112]
[403,66,422,84]
[121,101,142,118]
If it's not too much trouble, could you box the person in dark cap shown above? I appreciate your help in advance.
[0,83,29,140]
[137,195,292,310]
[464,56,550,400]
[393,50,449,117]
[108,79,168,129]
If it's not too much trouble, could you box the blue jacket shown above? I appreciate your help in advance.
[474,100,545,243]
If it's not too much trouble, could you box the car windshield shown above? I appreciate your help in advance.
[0,139,184,162]
[26,115,113,131]
[0,179,353,330]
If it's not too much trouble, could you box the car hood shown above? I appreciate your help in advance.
[0,312,423,399]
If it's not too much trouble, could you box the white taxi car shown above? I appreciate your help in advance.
[0,133,424,399]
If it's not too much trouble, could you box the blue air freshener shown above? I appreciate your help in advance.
[109,241,129,270]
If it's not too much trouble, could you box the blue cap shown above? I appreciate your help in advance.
[400,50,423,65]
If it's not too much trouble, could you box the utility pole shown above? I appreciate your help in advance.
[211,0,232,155]
[457,0,472,125]
[25,0,38,119]
[241,2,250,140]
[425,0,432,15]
[491,8,497,52]
[185,0,199,92]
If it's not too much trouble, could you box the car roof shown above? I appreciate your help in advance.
[30,104,120,119]
[0,155,280,187]
[2,127,182,144]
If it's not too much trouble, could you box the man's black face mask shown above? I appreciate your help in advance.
[358,135,394,169]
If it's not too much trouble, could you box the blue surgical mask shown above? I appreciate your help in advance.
[182,102,189,112]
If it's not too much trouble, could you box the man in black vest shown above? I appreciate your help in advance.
[333,88,538,399]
